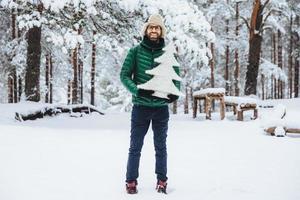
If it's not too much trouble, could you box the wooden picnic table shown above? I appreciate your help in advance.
[193,92,225,120]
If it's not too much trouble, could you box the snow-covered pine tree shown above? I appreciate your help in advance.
[137,43,183,99]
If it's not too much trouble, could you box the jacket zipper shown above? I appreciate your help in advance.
[151,48,154,102]
[151,49,154,68]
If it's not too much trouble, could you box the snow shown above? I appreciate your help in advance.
[260,103,300,131]
[274,126,286,137]
[64,30,85,49]
[225,96,258,105]
[0,99,300,200]
[270,104,286,119]
[193,88,226,96]
[260,58,287,82]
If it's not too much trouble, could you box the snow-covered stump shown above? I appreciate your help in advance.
[224,96,258,121]
[263,104,300,137]
[193,88,225,120]
[262,104,287,136]
[15,104,104,121]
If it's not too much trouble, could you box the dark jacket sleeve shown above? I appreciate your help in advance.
[120,47,138,96]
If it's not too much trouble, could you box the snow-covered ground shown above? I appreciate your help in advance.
[0,99,300,200]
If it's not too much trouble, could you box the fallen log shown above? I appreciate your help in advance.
[264,126,300,136]
[15,104,104,121]
[286,128,300,134]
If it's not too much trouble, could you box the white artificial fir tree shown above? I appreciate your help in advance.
[137,42,183,99]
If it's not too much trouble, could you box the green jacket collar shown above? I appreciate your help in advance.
[140,36,165,51]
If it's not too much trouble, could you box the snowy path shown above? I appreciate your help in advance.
[0,103,300,200]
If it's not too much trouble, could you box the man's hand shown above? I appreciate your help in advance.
[166,94,179,103]
[137,89,155,98]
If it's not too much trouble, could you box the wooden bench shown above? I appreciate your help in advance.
[224,96,258,121]
[193,88,225,120]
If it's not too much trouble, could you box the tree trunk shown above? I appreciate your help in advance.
[245,35,262,95]
[209,42,215,89]
[294,15,299,97]
[49,54,53,103]
[8,75,14,103]
[288,15,293,98]
[209,19,215,89]
[234,2,240,96]
[225,17,230,95]
[190,87,193,112]
[71,27,83,104]
[18,75,22,101]
[68,79,72,104]
[173,100,177,114]
[8,3,18,103]
[261,74,265,100]
[25,3,42,102]
[244,0,267,95]
[272,32,277,99]
[277,29,284,99]
[271,75,274,99]
[184,85,189,114]
[79,60,83,104]
[274,79,278,99]
[12,3,16,40]
[91,31,96,105]
[25,25,41,102]
[13,69,18,102]
[72,47,78,104]
[12,4,18,103]
[45,54,49,103]
[77,28,83,104]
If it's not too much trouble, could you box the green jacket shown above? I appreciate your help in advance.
[120,37,180,107]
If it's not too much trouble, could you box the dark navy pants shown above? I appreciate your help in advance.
[126,105,169,182]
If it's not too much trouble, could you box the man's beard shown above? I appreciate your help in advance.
[147,32,160,41]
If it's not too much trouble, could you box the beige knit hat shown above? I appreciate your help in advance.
[141,14,166,38]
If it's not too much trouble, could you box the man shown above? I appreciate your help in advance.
[120,14,180,194]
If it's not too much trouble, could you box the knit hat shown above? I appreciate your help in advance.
[141,14,166,38]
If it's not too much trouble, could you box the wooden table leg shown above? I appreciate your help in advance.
[237,110,243,121]
[193,98,197,118]
[233,105,237,115]
[220,97,225,120]
[205,96,211,120]
[253,108,258,119]
[199,99,202,113]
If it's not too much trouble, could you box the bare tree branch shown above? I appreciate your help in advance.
[259,0,270,15]
[240,16,250,30]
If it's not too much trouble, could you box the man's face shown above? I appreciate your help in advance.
[146,24,162,41]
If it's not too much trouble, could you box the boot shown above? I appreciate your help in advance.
[156,180,167,194]
[126,180,138,194]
